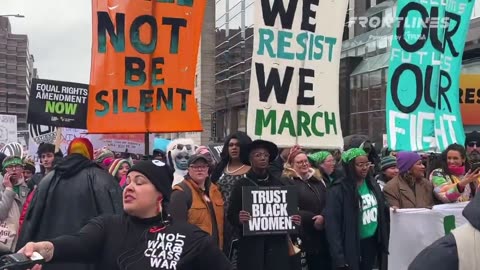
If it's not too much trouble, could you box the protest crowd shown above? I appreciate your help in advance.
[1,0,478,268]
[0,130,477,270]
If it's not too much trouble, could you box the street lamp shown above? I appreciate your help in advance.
[0,14,25,18]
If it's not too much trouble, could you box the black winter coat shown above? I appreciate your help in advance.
[409,190,480,270]
[17,154,123,270]
[324,176,389,270]
[227,170,290,270]
[283,170,329,256]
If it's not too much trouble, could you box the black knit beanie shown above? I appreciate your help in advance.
[127,160,173,202]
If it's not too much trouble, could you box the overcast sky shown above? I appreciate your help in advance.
[1,0,92,84]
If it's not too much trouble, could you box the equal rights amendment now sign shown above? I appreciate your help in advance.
[242,186,298,236]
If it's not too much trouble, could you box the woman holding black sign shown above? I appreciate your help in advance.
[324,148,389,270]
[227,140,301,270]
[282,149,331,270]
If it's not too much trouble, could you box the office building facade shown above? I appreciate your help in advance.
[0,16,34,135]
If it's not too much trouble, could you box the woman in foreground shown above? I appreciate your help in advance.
[19,160,232,270]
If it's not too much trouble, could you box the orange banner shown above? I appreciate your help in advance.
[460,74,480,125]
[88,0,205,133]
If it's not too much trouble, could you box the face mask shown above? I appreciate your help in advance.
[448,165,465,175]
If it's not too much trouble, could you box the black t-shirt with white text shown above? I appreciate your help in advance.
[50,214,232,270]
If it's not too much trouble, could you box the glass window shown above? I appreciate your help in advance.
[358,89,369,112]
[380,85,387,109]
[347,48,356,57]
[357,45,366,56]
[355,75,362,89]
[351,90,357,113]
[366,41,377,57]
[362,73,369,89]
[378,37,388,53]
[237,107,247,132]
[369,70,382,86]
[368,86,382,110]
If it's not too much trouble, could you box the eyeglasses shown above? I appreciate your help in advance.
[174,144,192,151]
[5,165,23,171]
[189,165,209,171]
[355,162,372,169]
[467,142,478,147]
[295,160,309,166]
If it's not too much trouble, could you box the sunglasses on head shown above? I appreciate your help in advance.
[467,141,478,147]
[174,144,192,151]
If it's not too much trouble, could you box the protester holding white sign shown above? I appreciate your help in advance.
[325,148,389,270]
[227,140,300,270]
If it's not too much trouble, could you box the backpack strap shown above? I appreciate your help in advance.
[173,181,193,210]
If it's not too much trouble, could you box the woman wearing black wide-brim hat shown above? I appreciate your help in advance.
[227,140,301,270]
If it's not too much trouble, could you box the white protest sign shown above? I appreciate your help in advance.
[246,0,347,148]
[388,203,468,270]
[0,114,17,147]
[89,134,155,155]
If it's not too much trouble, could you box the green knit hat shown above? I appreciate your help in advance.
[308,151,331,165]
[2,156,23,170]
[341,148,367,163]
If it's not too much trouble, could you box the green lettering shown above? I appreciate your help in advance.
[122,89,137,113]
[140,90,154,112]
[325,112,338,134]
[278,111,296,136]
[152,57,165,86]
[297,111,311,137]
[156,88,174,110]
[130,15,158,54]
[113,89,119,114]
[255,109,276,136]
[312,112,324,136]
[277,30,294,60]
[325,37,337,62]
[313,35,324,60]
[45,101,55,114]
[95,91,110,117]
[64,103,78,115]
[97,12,125,53]
[257,28,276,58]
[296,32,308,60]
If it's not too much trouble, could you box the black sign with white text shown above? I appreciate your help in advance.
[27,78,89,129]
[242,185,298,236]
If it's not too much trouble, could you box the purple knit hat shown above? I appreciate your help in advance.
[396,152,421,174]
